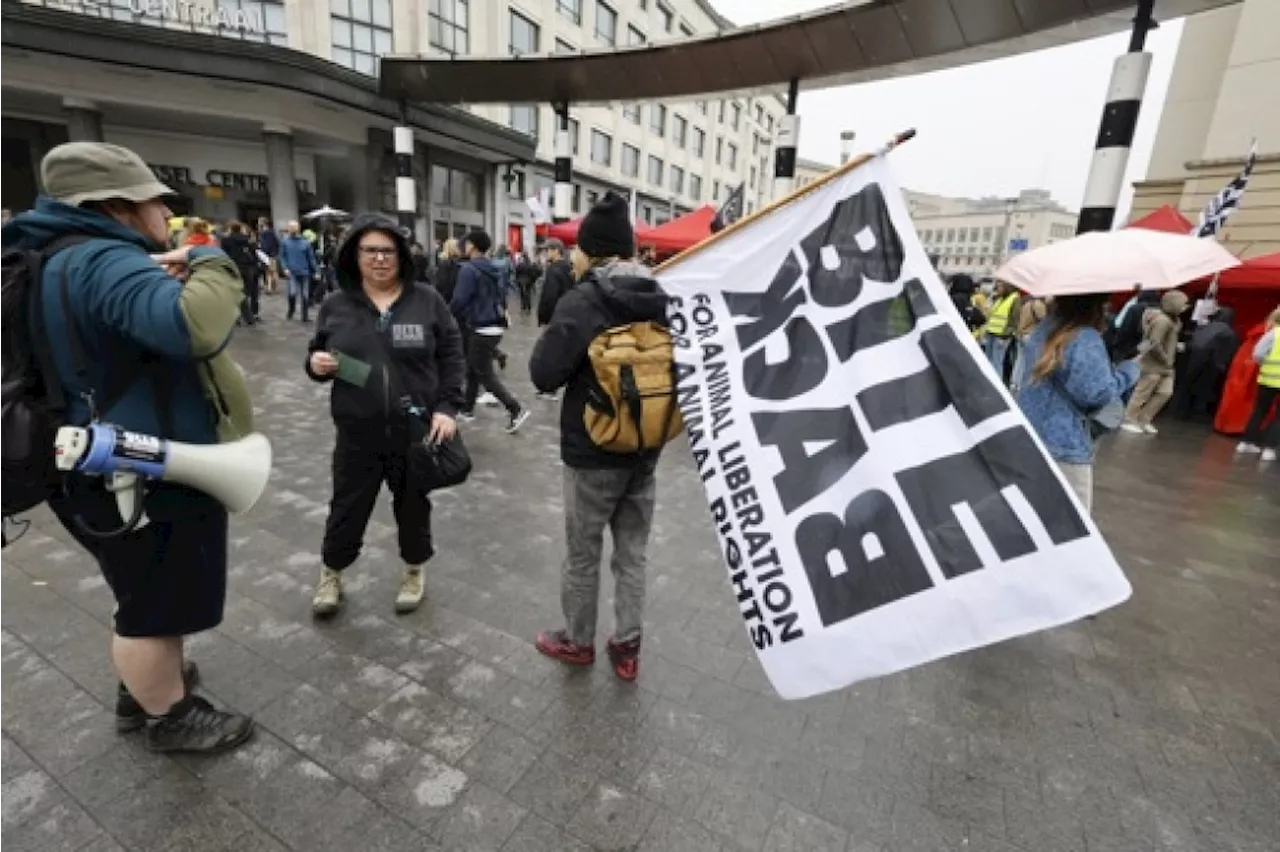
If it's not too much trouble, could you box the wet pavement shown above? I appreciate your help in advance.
[3,291,1278,852]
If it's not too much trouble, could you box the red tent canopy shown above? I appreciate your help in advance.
[1126,205,1194,235]
[544,216,656,246]
[642,205,718,254]
[1213,251,1280,290]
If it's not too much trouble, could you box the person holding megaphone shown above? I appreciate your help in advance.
[1,143,257,754]
[306,213,466,617]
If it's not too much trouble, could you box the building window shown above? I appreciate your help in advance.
[650,105,667,136]
[712,179,720,201]
[590,129,612,166]
[555,38,576,54]
[595,1,617,45]
[428,0,469,54]
[730,102,741,130]
[679,22,693,37]
[566,117,580,154]
[509,10,539,56]
[430,164,483,211]
[505,169,527,200]
[718,101,726,123]
[982,226,992,241]
[690,174,702,201]
[969,227,979,242]
[658,3,674,32]
[556,0,581,24]
[647,156,663,186]
[692,127,705,158]
[752,134,759,155]
[670,165,685,194]
[622,103,641,124]
[749,165,756,190]
[921,229,931,242]
[698,101,709,116]
[509,105,538,137]
[766,115,774,133]
[754,103,764,124]
[715,137,723,164]
[331,0,393,76]
[958,229,967,242]
[621,144,640,178]
[641,203,653,223]
[572,184,582,213]
[627,25,645,45]
[946,228,955,242]
[672,115,687,148]
[726,142,737,170]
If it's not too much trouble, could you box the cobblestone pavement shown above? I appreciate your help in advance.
[3,293,1278,852]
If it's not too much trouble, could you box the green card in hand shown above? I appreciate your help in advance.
[332,350,372,388]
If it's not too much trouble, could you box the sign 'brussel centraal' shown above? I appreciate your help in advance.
[68,0,263,33]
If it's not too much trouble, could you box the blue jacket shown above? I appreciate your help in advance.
[279,234,317,278]
[449,257,507,328]
[2,198,233,446]
[1016,322,1139,464]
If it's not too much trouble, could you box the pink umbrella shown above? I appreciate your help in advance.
[994,229,1241,297]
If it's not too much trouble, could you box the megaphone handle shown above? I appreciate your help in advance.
[109,472,150,531]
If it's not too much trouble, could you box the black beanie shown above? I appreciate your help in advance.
[577,191,635,259]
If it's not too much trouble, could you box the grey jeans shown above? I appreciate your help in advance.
[561,463,657,646]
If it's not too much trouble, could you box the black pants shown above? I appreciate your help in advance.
[518,281,534,313]
[322,434,434,570]
[1243,385,1280,448]
[464,332,520,415]
[238,266,260,322]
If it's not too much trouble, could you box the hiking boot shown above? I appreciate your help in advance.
[145,694,254,754]
[606,637,641,682]
[116,661,201,733]
[534,630,595,666]
[395,567,425,614]
[312,567,344,618]
[506,408,531,434]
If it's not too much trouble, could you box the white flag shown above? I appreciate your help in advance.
[657,155,1132,700]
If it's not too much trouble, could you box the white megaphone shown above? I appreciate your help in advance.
[54,423,272,531]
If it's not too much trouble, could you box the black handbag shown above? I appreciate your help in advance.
[411,429,472,491]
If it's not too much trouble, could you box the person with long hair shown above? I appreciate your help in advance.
[1016,294,1140,512]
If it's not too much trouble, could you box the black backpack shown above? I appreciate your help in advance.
[1,235,120,519]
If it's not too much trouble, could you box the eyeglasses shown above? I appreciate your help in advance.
[359,246,397,259]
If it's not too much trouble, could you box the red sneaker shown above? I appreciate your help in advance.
[535,630,595,666]
[606,637,641,682]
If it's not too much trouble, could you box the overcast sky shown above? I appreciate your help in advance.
[711,0,1185,217]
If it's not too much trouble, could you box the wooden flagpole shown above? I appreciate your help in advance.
[655,128,917,274]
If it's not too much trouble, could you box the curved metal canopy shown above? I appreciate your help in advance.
[381,0,1235,106]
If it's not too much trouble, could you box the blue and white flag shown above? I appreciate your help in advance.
[1193,139,1257,239]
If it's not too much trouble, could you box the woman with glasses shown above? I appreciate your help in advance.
[305,214,466,617]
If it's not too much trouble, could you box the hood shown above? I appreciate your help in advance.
[334,213,413,291]
[467,256,507,281]
[591,260,668,322]
[1135,289,1162,306]
[948,274,976,297]
[1161,290,1189,316]
[1,195,159,253]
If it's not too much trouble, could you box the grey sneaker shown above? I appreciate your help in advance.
[506,408,531,434]
[145,694,254,754]
[312,567,343,617]
[116,661,201,733]
[395,567,425,614]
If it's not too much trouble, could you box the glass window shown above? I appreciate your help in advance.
[698,101,708,116]
[330,0,393,77]
[749,165,756,189]
[718,101,726,123]
[670,165,684,194]
[715,137,723,165]
[621,144,640,178]
[982,226,992,241]
[622,103,641,124]
[692,127,705,157]
[958,229,967,242]
[754,103,764,124]
[726,142,737,169]
[627,25,645,45]
[509,104,538,137]
[650,104,666,136]
[590,129,612,166]
[690,174,702,201]
[429,0,469,54]
[595,1,617,45]
[672,115,687,148]
[730,102,741,130]
[969,227,979,242]
[712,179,720,201]
[752,135,759,155]
[946,228,955,242]
[641,203,653,224]
[509,10,539,56]
[430,164,449,206]
[450,170,481,210]
[572,184,582,213]
[566,117,580,154]
[556,0,581,24]
[658,3,673,32]
[647,156,663,186]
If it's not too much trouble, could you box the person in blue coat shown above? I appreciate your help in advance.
[2,142,255,754]
[1017,294,1139,513]
[278,220,318,321]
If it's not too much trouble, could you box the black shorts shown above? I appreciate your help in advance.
[50,478,229,638]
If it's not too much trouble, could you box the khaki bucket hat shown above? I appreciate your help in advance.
[41,142,174,207]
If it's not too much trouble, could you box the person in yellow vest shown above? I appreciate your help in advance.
[981,280,1020,382]
[1235,306,1280,462]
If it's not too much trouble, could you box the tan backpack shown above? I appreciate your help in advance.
[583,321,684,453]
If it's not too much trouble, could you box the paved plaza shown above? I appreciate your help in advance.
[3,293,1278,852]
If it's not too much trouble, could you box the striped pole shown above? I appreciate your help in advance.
[1076,0,1156,234]
[772,78,800,198]
[393,122,415,234]
[553,104,572,222]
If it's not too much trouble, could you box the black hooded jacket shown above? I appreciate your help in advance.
[530,261,670,469]
[305,214,466,435]
[537,258,575,326]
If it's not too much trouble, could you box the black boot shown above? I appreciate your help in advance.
[287,296,296,320]
[145,693,254,754]
[116,661,200,733]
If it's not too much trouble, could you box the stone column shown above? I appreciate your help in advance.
[63,98,104,143]
[263,124,299,228]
